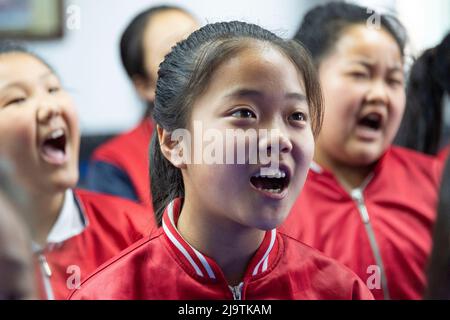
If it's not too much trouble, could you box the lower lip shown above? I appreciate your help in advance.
[249,182,288,200]
[40,147,69,165]
[354,125,382,141]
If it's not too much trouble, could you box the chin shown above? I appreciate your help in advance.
[348,144,385,165]
[53,172,79,191]
[253,212,287,231]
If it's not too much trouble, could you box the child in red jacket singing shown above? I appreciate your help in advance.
[280,2,442,300]
[70,21,373,300]
[0,43,154,300]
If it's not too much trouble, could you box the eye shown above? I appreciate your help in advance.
[4,97,26,107]
[288,111,307,122]
[48,86,60,94]
[231,109,256,119]
[350,72,369,80]
[387,78,404,87]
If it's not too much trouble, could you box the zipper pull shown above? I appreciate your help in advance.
[39,254,52,277]
[229,283,243,300]
[351,189,370,224]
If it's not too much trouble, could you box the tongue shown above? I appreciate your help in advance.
[42,145,66,164]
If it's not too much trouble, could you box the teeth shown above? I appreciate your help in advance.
[253,170,286,179]
[50,129,64,139]
[263,188,281,193]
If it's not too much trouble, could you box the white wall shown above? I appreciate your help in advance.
[26,0,450,134]
[27,0,327,134]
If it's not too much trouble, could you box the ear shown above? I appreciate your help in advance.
[157,125,187,169]
[133,75,155,102]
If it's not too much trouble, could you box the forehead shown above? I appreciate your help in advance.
[143,10,198,54]
[0,53,52,87]
[329,24,403,65]
[201,44,306,98]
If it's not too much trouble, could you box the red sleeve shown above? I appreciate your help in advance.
[351,277,375,300]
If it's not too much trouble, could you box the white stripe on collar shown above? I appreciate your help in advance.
[162,220,205,277]
[164,201,216,279]
[252,229,276,276]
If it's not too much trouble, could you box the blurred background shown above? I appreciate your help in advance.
[1,0,449,183]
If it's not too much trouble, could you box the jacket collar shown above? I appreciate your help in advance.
[162,198,279,282]
[32,189,87,253]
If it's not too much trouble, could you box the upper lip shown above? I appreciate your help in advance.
[357,107,387,129]
[39,126,68,149]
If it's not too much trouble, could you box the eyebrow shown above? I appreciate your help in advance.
[225,88,307,102]
[0,71,55,91]
[349,59,403,73]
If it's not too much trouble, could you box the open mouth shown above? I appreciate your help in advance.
[250,167,290,195]
[357,112,383,131]
[40,128,68,165]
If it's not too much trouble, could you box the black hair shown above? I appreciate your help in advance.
[425,156,450,299]
[395,32,450,154]
[119,5,194,118]
[150,21,324,225]
[0,40,54,72]
[293,1,407,66]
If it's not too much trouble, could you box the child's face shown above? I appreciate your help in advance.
[181,45,314,230]
[0,53,79,195]
[316,25,405,167]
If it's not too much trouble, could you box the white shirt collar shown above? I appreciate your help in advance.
[46,189,87,244]
[310,161,323,173]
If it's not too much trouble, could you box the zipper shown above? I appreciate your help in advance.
[350,188,390,300]
[38,253,55,300]
[229,282,244,300]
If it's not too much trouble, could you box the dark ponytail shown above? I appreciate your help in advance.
[395,33,450,154]
[150,21,323,225]
[425,156,450,299]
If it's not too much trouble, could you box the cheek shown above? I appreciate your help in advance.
[391,91,406,122]
[292,130,315,171]
[63,100,80,150]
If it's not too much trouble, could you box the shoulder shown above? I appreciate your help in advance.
[277,232,374,299]
[92,121,153,161]
[388,146,436,163]
[75,189,147,213]
[74,189,155,231]
[279,231,350,270]
[68,229,163,300]
[438,144,450,162]
[386,146,443,185]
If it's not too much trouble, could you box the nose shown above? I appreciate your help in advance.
[259,126,293,158]
[365,79,389,106]
[37,100,62,123]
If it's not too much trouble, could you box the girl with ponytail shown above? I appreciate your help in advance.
[70,21,373,300]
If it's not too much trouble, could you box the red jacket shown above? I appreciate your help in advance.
[87,120,154,208]
[69,198,373,300]
[35,189,154,300]
[280,146,442,300]
[438,144,449,162]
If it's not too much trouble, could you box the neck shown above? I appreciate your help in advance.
[26,189,66,248]
[177,197,265,286]
[314,151,376,192]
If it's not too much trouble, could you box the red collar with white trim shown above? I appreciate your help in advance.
[162,198,280,283]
